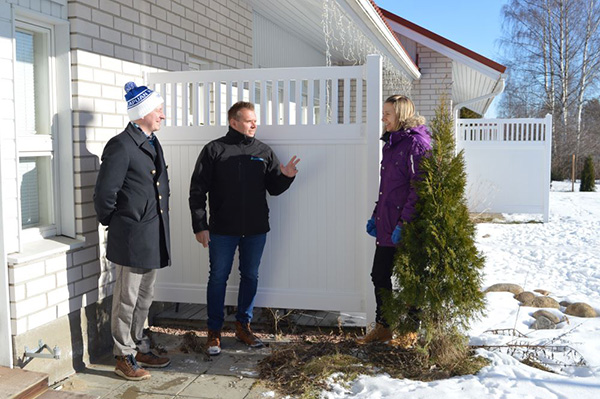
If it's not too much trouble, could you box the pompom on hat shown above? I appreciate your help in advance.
[124,81,164,121]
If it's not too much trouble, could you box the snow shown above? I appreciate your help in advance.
[324,181,600,398]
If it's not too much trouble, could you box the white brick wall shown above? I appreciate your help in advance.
[7,252,79,334]
[69,0,253,70]
[411,44,453,122]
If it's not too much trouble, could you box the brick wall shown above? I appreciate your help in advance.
[68,0,253,70]
[412,44,453,123]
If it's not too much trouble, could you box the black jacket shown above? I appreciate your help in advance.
[189,127,294,236]
[94,123,171,268]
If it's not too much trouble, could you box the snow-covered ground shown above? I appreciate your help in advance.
[324,181,600,398]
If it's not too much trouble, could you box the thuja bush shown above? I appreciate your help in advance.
[384,98,485,360]
[580,156,596,192]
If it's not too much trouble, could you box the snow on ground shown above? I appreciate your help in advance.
[324,181,600,398]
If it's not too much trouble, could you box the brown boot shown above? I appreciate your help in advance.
[114,354,151,381]
[356,323,393,344]
[235,321,264,348]
[135,351,171,368]
[205,329,221,356]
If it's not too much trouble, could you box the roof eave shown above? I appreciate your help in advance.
[381,8,506,77]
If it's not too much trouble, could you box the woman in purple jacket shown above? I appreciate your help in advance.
[358,95,432,344]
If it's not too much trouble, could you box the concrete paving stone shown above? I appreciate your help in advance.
[206,352,265,378]
[117,371,196,396]
[177,374,255,399]
[158,353,211,375]
[53,362,127,398]
[98,385,175,399]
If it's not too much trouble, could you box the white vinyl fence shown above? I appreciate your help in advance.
[456,115,553,222]
[146,55,383,316]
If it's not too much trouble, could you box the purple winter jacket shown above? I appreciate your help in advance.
[372,124,432,247]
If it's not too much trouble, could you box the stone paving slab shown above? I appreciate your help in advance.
[178,375,255,399]
[51,329,290,399]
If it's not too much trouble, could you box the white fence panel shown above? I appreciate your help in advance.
[147,56,383,314]
[456,115,552,222]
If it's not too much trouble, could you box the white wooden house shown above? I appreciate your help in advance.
[1,0,545,384]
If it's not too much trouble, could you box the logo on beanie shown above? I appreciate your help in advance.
[125,82,152,109]
[124,81,164,121]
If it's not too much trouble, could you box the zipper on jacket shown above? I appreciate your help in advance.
[239,142,246,235]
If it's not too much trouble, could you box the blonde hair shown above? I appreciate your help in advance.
[384,95,425,131]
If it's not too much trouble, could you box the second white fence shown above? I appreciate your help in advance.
[456,115,553,222]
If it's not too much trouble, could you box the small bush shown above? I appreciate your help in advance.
[580,156,596,192]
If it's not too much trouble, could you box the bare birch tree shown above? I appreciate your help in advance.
[499,0,600,177]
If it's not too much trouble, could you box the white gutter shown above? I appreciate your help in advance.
[339,0,421,80]
[453,76,505,119]
[453,77,505,155]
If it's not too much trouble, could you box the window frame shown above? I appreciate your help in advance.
[12,7,75,249]
[15,21,58,238]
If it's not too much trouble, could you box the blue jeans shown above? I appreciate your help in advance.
[206,233,267,331]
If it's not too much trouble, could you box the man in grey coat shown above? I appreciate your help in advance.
[94,82,171,381]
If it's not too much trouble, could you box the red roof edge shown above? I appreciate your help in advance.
[365,0,419,72]
[380,7,507,74]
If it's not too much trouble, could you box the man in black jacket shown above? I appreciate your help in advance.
[189,101,300,355]
[94,82,171,380]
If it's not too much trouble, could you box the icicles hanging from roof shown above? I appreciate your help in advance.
[322,0,412,96]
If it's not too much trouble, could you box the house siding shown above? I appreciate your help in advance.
[253,12,324,68]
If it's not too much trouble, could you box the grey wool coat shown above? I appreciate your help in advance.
[94,123,171,269]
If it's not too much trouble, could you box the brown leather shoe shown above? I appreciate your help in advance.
[135,351,171,368]
[234,321,264,348]
[356,323,393,344]
[114,354,151,381]
[205,329,221,356]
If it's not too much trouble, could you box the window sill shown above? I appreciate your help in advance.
[7,235,86,265]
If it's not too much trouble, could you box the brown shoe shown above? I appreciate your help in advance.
[114,354,151,381]
[356,323,393,344]
[235,321,264,348]
[205,329,221,356]
[135,351,171,368]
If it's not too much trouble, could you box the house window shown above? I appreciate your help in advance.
[15,23,57,238]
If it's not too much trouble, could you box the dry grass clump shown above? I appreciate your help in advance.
[259,335,488,398]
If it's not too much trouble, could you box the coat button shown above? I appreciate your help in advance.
[159,195,162,200]
[160,209,163,214]
[151,169,156,174]
[156,182,160,186]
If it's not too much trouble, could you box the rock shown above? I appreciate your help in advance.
[529,296,560,309]
[564,302,598,318]
[532,310,561,324]
[531,316,557,330]
[484,283,524,295]
[534,289,550,296]
[514,291,535,304]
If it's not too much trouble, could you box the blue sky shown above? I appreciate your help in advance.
[376,0,509,116]
[376,0,508,61]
